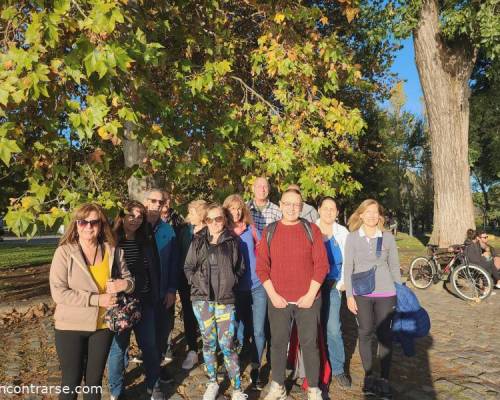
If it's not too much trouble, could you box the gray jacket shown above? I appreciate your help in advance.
[343,228,401,297]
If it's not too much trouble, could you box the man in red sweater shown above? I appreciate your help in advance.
[256,189,328,400]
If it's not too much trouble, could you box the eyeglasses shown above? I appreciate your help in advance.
[148,198,165,205]
[480,235,488,239]
[77,219,101,228]
[205,216,224,224]
[282,202,302,209]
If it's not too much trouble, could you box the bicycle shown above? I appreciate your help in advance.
[409,244,493,301]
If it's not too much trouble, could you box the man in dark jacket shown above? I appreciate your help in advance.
[465,229,500,285]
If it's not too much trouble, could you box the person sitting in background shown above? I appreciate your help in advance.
[465,229,500,289]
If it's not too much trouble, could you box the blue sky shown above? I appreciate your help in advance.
[388,37,424,116]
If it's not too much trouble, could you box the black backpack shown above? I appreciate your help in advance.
[265,218,314,251]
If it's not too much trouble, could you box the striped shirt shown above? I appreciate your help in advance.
[119,239,151,294]
[247,200,282,233]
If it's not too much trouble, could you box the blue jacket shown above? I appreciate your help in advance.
[237,225,261,291]
[153,220,179,298]
[324,237,343,282]
[392,283,431,356]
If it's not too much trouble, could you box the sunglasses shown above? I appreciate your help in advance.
[205,216,224,224]
[480,235,488,239]
[77,219,101,228]
[148,198,165,205]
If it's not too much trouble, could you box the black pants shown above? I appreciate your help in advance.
[355,295,396,379]
[179,283,199,351]
[55,328,114,400]
[268,297,321,387]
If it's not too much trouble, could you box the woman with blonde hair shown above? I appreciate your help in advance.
[177,199,209,370]
[50,203,134,400]
[223,194,264,389]
[343,199,401,400]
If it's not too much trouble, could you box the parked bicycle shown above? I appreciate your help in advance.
[409,244,493,301]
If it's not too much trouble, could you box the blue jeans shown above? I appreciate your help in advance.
[107,301,160,396]
[321,284,345,376]
[251,285,267,367]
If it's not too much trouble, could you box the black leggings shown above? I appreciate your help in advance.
[55,329,114,400]
[355,296,396,379]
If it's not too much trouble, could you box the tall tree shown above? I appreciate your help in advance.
[0,0,396,236]
[395,0,499,246]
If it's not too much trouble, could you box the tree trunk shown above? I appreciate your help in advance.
[123,124,156,201]
[413,0,477,247]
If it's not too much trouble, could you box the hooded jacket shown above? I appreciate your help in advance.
[184,227,246,304]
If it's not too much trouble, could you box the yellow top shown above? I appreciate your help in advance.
[88,250,110,329]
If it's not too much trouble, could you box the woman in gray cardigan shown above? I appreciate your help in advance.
[343,199,401,400]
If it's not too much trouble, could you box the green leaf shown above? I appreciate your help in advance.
[0,137,22,166]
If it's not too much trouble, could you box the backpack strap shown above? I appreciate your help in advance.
[266,218,314,252]
[299,218,314,244]
[265,221,279,252]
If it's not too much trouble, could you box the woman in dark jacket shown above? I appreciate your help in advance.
[107,201,164,400]
[184,203,246,400]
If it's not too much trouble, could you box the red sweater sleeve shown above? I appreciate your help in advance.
[310,224,329,284]
[255,227,271,283]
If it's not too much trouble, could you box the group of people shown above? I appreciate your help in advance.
[49,176,403,400]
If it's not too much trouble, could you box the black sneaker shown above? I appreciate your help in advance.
[362,375,377,396]
[332,373,351,388]
[376,378,393,399]
[250,368,264,391]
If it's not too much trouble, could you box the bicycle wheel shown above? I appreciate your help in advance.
[451,264,493,301]
[409,257,435,289]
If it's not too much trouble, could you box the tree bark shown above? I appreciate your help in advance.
[413,0,477,247]
[123,124,156,201]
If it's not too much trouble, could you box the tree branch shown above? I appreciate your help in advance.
[230,75,280,115]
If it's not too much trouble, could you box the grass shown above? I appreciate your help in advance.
[0,243,57,269]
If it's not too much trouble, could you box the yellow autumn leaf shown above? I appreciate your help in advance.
[274,13,285,24]
[200,155,208,165]
[345,7,359,23]
[354,70,362,79]
[151,124,162,134]
[320,16,329,25]
[111,96,119,107]
[97,126,110,140]
[21,196,34,209]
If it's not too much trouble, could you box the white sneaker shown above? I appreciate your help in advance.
[182,350,198,370]
[203,381,220,400]
[231,389,248,400]
[307,387,323,400]
[264,381,287,400]
[495,282,500,289]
